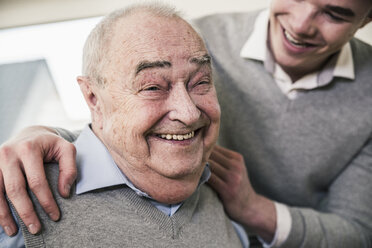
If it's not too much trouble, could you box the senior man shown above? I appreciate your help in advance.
[0,4,248,247]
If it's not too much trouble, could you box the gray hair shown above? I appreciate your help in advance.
[82,2,182,86]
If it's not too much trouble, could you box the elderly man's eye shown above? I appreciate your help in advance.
[193,81,210,87]
[191,80,211,94]
[144,86,160,91]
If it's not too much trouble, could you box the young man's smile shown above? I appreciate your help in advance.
[269,0,372,81]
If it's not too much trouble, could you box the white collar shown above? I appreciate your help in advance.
[240,9,269,62]
[74,125,210,196]
[74,125,130,195]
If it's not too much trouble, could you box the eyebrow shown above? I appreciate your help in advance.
[190,54,211,66]
[325,5,355,17]
[135,54,211,76]
[135,60,171,75]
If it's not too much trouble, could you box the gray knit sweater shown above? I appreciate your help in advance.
[193,11,372,248]
[16,164,242,247]
[56,11,372,248]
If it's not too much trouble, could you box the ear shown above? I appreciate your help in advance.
[77,76,103,129]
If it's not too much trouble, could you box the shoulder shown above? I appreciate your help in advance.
[198,184,221,205]
[37,162,73,204]
[44,162,62,191]
[348,38,372,87]
[191,10,262,45]
[349,38,372,66]
[350,37,372,52]
[192,10,260,29]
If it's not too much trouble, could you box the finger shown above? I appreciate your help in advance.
[21,150,60,222]
[55,141,77,198]
[208,160,228,181]
[207,172,227,195]
[0,170,17,236]
[2,163,41,234]
[209,148,234,169]
[213,145,238,159]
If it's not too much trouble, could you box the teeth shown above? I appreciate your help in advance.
[158,131,195,141]
[284,30,308,47]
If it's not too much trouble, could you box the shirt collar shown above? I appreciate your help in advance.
[240,9,355,82]
[74,125,210,197]
[333,42,354,79]
[240,9,269,62]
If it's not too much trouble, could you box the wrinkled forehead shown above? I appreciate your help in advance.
[104,13,207,74]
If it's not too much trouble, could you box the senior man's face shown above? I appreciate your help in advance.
[94,14,220,190]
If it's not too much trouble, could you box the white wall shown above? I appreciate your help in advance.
[1,0,370,44]
[0,0,270,28]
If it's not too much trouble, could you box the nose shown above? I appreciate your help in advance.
[290,5,317,37]
[167,84,201,125]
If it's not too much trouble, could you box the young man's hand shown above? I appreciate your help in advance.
[208,145,276,242]
[0,126,77,236]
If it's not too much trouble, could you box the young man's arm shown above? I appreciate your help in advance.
[208,145,277,243]
[0,126,78,236]
[209,142,372,247]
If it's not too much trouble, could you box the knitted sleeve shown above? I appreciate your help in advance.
[281,137,372,247]
[54,127,80,142]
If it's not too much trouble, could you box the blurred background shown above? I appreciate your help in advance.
[0,0,371,143]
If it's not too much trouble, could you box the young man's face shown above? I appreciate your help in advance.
[269,0,372,78]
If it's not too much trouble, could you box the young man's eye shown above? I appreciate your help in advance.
[325,11,345,22]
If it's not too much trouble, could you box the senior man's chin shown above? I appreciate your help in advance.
[145,159,206,204]
[146,132,206,179]
[147,152,205,180]
[143,155,206,205]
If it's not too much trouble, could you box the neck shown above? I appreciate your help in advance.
[114,157,205,204]
[280,58,331,83]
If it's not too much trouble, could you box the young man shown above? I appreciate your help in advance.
[1,0,372,247]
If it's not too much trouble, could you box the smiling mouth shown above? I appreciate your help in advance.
[156,130,195,141]
[284,30,315,48]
